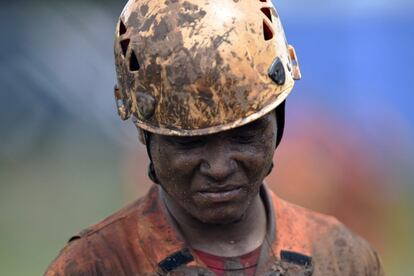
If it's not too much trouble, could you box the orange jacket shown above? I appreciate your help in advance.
[45,185,384,275]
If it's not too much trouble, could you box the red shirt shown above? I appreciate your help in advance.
[194,247,261,276]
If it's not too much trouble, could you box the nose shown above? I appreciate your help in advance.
[199,144,237,182]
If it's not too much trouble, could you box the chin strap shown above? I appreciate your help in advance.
[267,100,285,176]
[275,100,285,148]
[142,131,160,184]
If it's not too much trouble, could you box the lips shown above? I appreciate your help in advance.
[197,186,243,203]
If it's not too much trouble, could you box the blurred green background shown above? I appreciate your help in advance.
[1,0,413,275]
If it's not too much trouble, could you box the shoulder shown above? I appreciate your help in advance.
[45,237,96,276]
[311,216,384,275]
[269,191,384,275]
[44,197,148,276]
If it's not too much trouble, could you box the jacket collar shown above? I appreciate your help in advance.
[135,185,191,273]
[136,184,313,274]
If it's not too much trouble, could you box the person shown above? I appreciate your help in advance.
[45,0,385,275]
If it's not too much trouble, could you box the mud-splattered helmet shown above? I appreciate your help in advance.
[114,0,301,136]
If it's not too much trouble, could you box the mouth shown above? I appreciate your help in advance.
[197,186,243,203]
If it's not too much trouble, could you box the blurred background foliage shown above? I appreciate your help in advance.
[0,0,413,275]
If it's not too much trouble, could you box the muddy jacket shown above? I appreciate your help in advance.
[45,185,384,275]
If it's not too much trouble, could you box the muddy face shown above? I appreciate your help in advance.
[150,112,277,224]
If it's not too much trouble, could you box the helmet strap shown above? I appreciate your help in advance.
[267,162,274,176]
[275,100,286,148]
[143,131,161,184]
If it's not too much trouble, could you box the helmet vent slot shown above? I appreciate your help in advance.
[119,20,127,36]
[120,39,130,57]
[129,50,140,72]
[263,21,274,41]
[261,8,272,22]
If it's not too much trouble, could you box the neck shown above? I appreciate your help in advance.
[161,188,267,257]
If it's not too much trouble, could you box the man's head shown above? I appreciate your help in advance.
[114,0,300,224]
